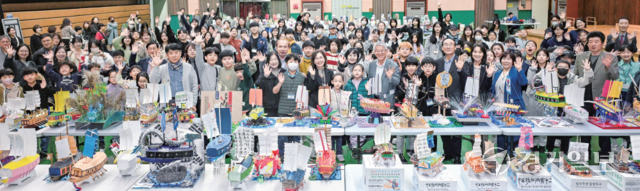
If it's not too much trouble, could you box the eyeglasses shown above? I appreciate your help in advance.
[443,44,455,47]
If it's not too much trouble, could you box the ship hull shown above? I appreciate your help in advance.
[316,151,337,180]
[49,153,84,180]
[0,155,40,184]
[69,152,108,183]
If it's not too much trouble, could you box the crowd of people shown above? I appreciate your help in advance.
[3,2,638,163]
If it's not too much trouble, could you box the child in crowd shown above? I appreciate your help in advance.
[344,64,370,150]
[325,38,341,71]
[0,69,24,104]
[234,61,254,113]
[329,74,346,161]
[44,51,82,92]
[300,41,315,75]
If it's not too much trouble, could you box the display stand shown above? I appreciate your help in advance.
[600,162,640,191]
[546,161,607,191]
[412,168,456,191]
[362,155,404,190]
[506,165,552,190]
[460,167,508,191]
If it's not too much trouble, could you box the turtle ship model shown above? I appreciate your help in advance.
[69,130,107,187]
[0,128,40,185]
[21,109,48,128]
[372,123,396,167]
[253,127,281,181]
[490,102,531,128]
[411,130,444,177]
[312,127,339,180]
[591,80,626,127]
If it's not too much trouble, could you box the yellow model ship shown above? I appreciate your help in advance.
[534,91,566,107]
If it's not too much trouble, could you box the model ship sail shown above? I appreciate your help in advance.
[0,128,40,184]
[295,85,309,110]
[338,91,352,115]
[24,91,40,111]
[472,133,482,157]
[602,80,623,98]
[631,135,640,160]
[158,81,172,104]
[374,123,391,146]
[0,124,11,162]
[318,86,331,106]
[563,84,585,107]
[113,121,141,176]
[249,88,263,107]
[125,89,139,108]
[258,127,278,156]
[281,142,312,190]
[414,131,435,159]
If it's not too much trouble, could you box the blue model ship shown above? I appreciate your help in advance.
[206,134,232,162]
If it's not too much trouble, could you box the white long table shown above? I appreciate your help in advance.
[344,117,503,136]
[1,164,345,191]
[501,119,640,136]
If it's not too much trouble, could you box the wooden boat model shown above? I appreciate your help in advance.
[313,127,337,180]
[280,142,311,191]
[21,109,48,128]
[282,169,306,191]
[0,128,40,185]
[69,152,107,183]
[49,133,84,181]
[47,91,70,127]
[360,98,393,114]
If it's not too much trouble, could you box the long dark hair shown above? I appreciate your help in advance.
[265,51,282,69]
[237,17,247,29]
[354,28,364,41]
[121,34,134,50]
[471,44,487,65]
[310,50,328,70]
[294,21,304,33]
[430,22,445,44]
[460,25,475,43]
[61,18,71,30]
[410,33,423,46]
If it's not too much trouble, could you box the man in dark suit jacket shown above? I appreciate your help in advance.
[605,17,638,54]
[434,38,467,164]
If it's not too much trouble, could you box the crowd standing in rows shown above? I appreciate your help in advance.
[4,2,638,163]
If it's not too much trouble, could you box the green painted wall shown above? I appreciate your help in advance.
[518,10,532,20]
[494,10,507,20]
[362,12,373,20]
[290,13,300,20]
[324,12,332,20]
[169,15,193,34]
[151,0,167,29]
[427,10,475,26]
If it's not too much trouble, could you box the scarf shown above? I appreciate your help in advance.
[170,61,183,70]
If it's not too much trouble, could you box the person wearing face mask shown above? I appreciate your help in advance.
[360,17,371,41]
[530,60,593,156]
[545,14,567,35]
[311,24,329,51]
[0,68,23,104]
[106,16,119,48]
[276,54,306,117]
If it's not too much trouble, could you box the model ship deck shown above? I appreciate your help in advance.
[69,152,107,183]
[206,134,232,161]
[0,155,40,184]
[141,145,195,163]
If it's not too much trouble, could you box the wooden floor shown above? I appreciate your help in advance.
[527,24,640,58]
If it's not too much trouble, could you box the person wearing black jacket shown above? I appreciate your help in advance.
[491,19,507,42]
[32,33,55,67]
[5,44,37,83]
[30,25,44,54]
[305,50,334,108]
[129,42,166,74]
[464,45,495,96]
[401,17,424,45]
[296,12,313,32]
[255,52,286,117]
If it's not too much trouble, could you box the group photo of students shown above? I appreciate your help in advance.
[2,0,638,168]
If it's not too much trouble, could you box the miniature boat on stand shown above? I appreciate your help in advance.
[280,142,312,191]
[48,122,84,182]
[69,130,107,185]
[21,109,48,128]
[411,130,444,177]
[227,128,255,187]
[509,126,541,173]
[313,127,338,180]
[0,128,40,185]
[47,91,70,127]
[253,127,281,181]
[241,88,277,128]
[111,121,142,176]
[589,80,626,127]
[463,133,486,175]
[372,123,396,167]
[361,76,394,124]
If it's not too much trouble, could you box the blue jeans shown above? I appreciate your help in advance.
[39,137,49,154]
[278,136,301,158]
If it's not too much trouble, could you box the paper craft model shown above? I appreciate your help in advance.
[393,99,429,128]
[227,128,255,187]
[560,156,593,177]
[48,122,84,181]
[313,127,338,180]
[228,155,254,187]
[4,98,26,126]
[136,117,205,188]
[564,105,588,123]
[314,104,337,125]
[0,124,13,165]
[411,130,444,177]
[65,76,125,130]
[69,130,107,185]
[509,126,541,174]
[451,94,493,122]
[111,121,142,176]
[362,77,394,124]
[294,86,310,126]
[463,133,487,175]
[0,128,40,185]
[280,142,312,191]
[242,88,277,128]
[372,123,395,167]
[47,91,70,127]
[490,102,531,128]
[593,80,625,126]
[253,127,281,180]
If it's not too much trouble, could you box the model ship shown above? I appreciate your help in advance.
[228,155,254,187]
[253,127,281,180]
[463,133,486,175]
[0,124,13,166]
[69,130,107,185]
[47,91,70,127]
[534,90,566,107]
[560,156,593,177]
[335,90,357,127]
[372,123,396,167]
[111,121,142,176]
[48,123,84,181]
[0,128,40,185]
[175,91,197,123]
[136,115,205,188]
[411,130,444,177]
[509,126,542,174]
[280,142,312,191]
[362,77,394,124]
[242,89,277,128]
[393,99,429,128]
[593,80,625,125]
[227,128,255,187]
[313,127,338,180]
[564,105,588,123]
[21,109,48,128]
[206,134,231,162]
[4,98,25,127]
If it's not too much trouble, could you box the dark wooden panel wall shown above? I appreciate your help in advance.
[475,0,495,28]
[579,0,639,25]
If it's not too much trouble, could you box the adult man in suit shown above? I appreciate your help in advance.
[573,31,619,159]
[368,42,400,108]
[434,37,467,164]
[605,17,638,54]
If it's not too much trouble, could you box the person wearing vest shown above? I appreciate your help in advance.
[276,54,306,159]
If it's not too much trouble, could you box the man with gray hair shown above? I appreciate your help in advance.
[0,35,10,69]
[368,41,400,108]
